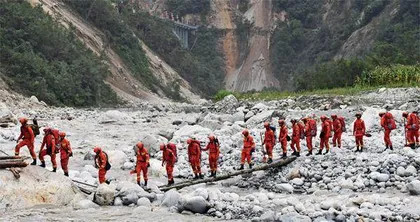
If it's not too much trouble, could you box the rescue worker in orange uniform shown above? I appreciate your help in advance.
[239,129,255,169]
[317,116,331,155]
[130,142,150,186]
[290,119,301,157]
[331,114,342,149]
[39,128,58,172]
[353,113,366,152]
[58,131,72,176]
[379,112,395,150]
[15,117,37,165]
[303,117,316,156]
[202,134,220,177]
[415,111,420,147]
[94,147,109,184]
[187,138,203,179]
[161,143,176,185]
[404,111,419,149]
[278,119,288,158]
[262,122,275,163]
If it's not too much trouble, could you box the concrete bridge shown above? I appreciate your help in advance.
[172,21,199,49]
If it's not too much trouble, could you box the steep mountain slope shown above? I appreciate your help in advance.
[28,0,199,103]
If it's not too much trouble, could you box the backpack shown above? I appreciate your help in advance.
[29,118,40,137]
[338,117,346,132]
[298,123,305,139]
[309,119,317,136]
[269,126,277,140]
[167,143,178,160]
[385,113,396,130]
[95,152,112,171]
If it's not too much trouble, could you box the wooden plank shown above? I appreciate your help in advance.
[0,162,28,169]
[158,157,297,192]
[0,156,23,160]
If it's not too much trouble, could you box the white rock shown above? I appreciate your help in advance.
[259,210,275,222]
[360,202,374,209]
[405,165,417,176]
[140,134,160,156]
[173,125,212,139]
[251,103,268,111]
[244,111,255,121]
[161,189,181,207]
[277,183,294,193]
[180,196,210,214]
[396,167,406,176]
[107,150,127,168]
[406,180,420,195]
[339,179,354,189]
[137,197,151,206]
[278,213,311,222]
[99,110,132,124]
[291,178,304,186]
[192,188,209,200]
[94,184,115,206]
[29,95,39,104]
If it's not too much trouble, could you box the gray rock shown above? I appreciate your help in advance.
[245,111,255,121]
[278,212,311,222]
[114,197,123,206]
[161,189,181,207]
[406,180,420,195]
[405,165,417,176]
[122,193,139,206]
[140,135,160,156]
[396,166,405,176]
[137,197,151,206]
[259,210,275,221]
[93,184,115,206]
[180,196,210,214]
[291,178,304,186]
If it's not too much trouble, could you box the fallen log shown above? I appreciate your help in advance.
[72,179,98,188]
[158,156,297,192]
[0,156,23,160]
[0,162,28,169]
[8,168,21,179]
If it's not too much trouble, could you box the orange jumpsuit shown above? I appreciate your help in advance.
[279,125,288,154]
[166,143,178,161]
[39,134,57,168]
[406,113,419,146]
[320,121,331,151]
[59,138,72,174]
[15,125,36,159]
[188,141,202,174]
[135,147,150,183]
[291,123,300,152]
[203,141,219,172]
[241,135,255,165]
[332,118,342,148]
[380,114,393,147]
[353,119,366,147]
[162,148,176,181]
[305,119,316,152]
[95,151,108,184]
[263,128,275,159]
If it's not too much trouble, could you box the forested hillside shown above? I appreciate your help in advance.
[0,1,118,106]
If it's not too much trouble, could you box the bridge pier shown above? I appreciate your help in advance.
[172,22,198,49]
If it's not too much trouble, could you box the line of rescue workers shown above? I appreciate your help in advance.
[12,110,420,187]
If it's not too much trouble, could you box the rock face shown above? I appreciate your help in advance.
[0,166,84,210]
[93,184,115,206]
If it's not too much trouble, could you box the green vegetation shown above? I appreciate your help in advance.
[271,0,419,91]
[356,64,420,87]
[166,0,210,18]
[0,1,118,106]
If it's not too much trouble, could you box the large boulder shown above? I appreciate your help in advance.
[173,125,212,141]
[178,196,210,214]
[161,189,181,207]
[107,150,127,168]
[407,180,420,196]
[99,110,132,124]
[215,95,239,113]
[361,108,382,131]
[140,134,161,157]
[277,213,311,222]
[93,184,115,206]
[246,110,274,126]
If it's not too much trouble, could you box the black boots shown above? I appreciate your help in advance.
[167,179,174,186]
[296,152,300,157]
[306,151,312,156]
[52,167,57,172]
[316,150,322,155]
[292,151,297,156]
[194,174,199,179]
[137,181,141,186]
[410,144,415,149]
[40,161,46,168]
[267,158,273,164]
[323,150,329,155]
[64,172,69,177]
[282,153,287,158]
[31,159,37,165]
[199,174,204,179]
[144,180,148,187]
[249,163,253,169]
[210,171,217,177]
[239,164,244,170]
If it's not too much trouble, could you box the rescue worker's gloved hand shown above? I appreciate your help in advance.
[147,163,150,168]
[69,152,73,157]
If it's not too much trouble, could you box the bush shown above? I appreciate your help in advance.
[356,64,420,87]
[0,1,118,106]
[213,90,234,101]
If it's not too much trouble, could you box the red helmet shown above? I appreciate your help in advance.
[402,111,409,117]
[19,117,28,124]
[59,131,66,137]
[263,122,270,127]
[93,146,102,153]
[242,129,249,136]
[278,119,285,125]
[331,114,337,119]
[136,142,144,149]
[43,127,51,133]
[187,138,192,144]
[208,134,215,141]
[320,115,327,120]
[160,143,165,151]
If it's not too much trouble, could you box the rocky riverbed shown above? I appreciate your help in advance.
[0,87,419,221]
